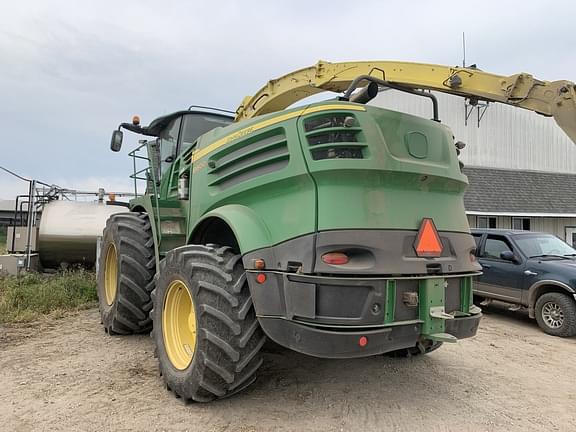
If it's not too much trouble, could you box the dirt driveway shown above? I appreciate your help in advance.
[1,305,575,432]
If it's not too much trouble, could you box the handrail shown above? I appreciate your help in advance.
[128,139,162,243]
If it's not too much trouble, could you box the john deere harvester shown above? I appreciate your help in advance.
[97,61,576,401]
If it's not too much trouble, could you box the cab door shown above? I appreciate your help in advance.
[157,117,183,199]
[476,234,526,303]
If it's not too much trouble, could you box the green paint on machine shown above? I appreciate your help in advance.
[111,100,481,362]
[419,278,447,336]
[460,276,473,314]
[384,280,397,324]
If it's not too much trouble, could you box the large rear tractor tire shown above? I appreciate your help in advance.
[97,212,156,335]
[151,244,266,402]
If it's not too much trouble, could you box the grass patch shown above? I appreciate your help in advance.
[0,270,97,323]
[0,226,6,255]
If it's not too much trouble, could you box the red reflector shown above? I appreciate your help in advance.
[256,273,266,284]
[414,218,443,257]
[359,336,368,347]
[321,252,349,265]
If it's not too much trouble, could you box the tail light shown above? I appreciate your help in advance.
[321,252,349,265]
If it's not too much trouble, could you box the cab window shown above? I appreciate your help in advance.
[159,118,181,176]
[179,113,233,154]
[482,236,513,260]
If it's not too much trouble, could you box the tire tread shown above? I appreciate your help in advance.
[97,212,156,335]
[535,292,576,337]
[151,244,265,402]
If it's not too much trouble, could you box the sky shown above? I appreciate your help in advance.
[1,0,575,199]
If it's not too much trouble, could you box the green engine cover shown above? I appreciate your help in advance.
[131,101,471,261]
[183,102,469,253]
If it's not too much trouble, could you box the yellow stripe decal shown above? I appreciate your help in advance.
[191,104,365,162]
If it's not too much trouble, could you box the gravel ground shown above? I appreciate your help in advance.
[1,304,575,432]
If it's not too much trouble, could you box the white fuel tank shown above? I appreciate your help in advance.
[38,200,125,268]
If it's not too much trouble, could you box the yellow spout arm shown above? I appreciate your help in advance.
[235,60,576,144]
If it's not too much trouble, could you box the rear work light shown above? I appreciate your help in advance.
[321,252,349,265]
[414,218,443,257]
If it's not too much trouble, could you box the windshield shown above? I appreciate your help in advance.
[180,113,233,154]
[514,234,576,257]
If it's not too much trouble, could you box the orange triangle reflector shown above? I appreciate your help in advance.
[414,218,443,257]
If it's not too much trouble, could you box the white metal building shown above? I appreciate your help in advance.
[372,90,576,245]
[0,200,17,226]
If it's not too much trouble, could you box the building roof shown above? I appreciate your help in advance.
[463,167,576,216]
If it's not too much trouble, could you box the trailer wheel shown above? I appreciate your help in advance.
[535,292,576,337]
[151,244,266,402]
[97,213,155,334]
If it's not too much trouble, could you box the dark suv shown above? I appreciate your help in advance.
[472,229,576,337]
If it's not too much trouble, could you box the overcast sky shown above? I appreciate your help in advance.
[1,0,575,199]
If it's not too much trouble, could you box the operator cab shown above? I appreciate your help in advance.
[110,107,234,178]
[150,110,233,177]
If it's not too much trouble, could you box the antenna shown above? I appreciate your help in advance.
[462,32,466,67]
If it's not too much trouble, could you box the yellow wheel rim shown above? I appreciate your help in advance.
[104,243,118,306]
[162,280,197,370]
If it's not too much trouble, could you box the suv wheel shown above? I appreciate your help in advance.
[534,292,576,337]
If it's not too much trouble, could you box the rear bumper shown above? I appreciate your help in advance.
[258,313,481,359]
[248,271,482,358]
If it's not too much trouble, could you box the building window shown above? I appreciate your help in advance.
[512,217,530,231]
[477,216,497,229]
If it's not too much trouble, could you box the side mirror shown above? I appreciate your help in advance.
[110,130,123,152]
[500,250,516,262]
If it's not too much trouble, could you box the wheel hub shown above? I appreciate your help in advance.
[542,302,564,329]
[162,280,197,370]
[104,244,118,306]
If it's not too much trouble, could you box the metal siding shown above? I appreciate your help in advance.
[371,91,576,173]
[466,215,576,239]
[530,217,576,238]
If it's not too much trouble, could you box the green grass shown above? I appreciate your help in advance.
[0,226,6,255]
[0,270,98,323]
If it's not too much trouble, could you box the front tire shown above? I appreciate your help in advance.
[535,292,576,337]
[97,213,156,334]
[151,245,266,402]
